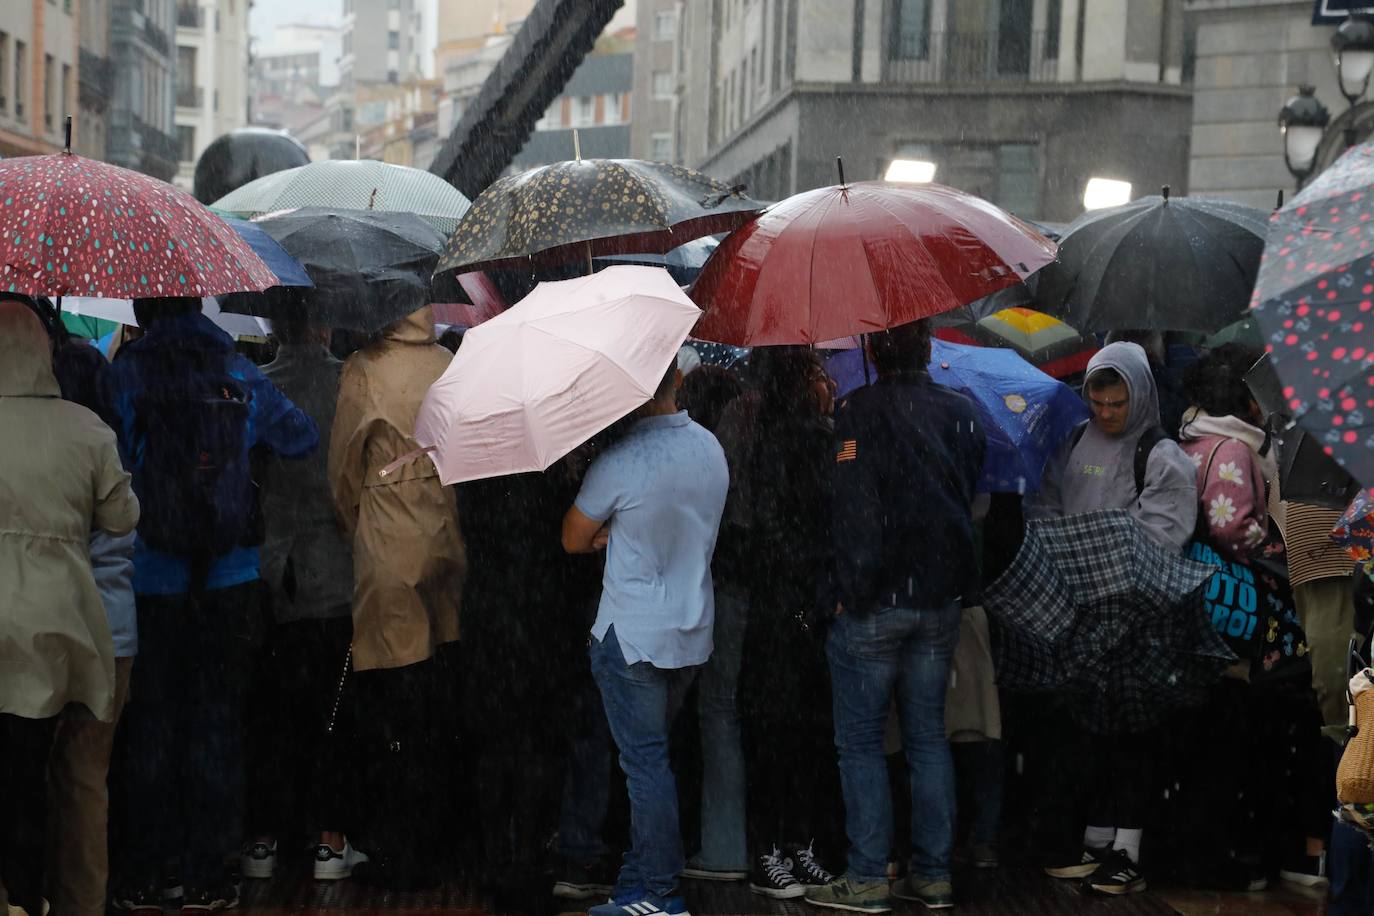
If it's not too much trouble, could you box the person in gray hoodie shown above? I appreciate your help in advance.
[1026,341,1199,898]
[1030,341,1198,552]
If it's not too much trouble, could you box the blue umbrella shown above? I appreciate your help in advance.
[826,338,1090,493]
[219,214,313,288]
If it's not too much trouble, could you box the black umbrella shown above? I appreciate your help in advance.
[436,158,763,277]
[1035,188,1269,333]
[192,127,309,205]
[983,509,1233,734]
[219,208,445,333]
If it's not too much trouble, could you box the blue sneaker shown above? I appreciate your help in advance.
[588,891,691,916]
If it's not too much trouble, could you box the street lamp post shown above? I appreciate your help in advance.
[1333,15,1374,147]
[1279,85,1332,190]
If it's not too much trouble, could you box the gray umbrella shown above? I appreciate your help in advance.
[1034,189,1269,334]
[219,208,446,334]
[211,159,473,236]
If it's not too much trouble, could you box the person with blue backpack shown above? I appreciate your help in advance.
[103,297,318,914]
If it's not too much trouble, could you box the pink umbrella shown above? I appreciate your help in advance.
[413,265,700,485]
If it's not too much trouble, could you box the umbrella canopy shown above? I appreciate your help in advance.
[0,152,277,298]
[690,181,1057,346]
[61,296,271,339]
[219,208,445,333]
[216,213,313,288]
[432,271,509,329]
[1035,190,1268,333]
[984,510,1233,734]
[192,127,309,205]
[212,159,473,236]
[414,266,700,485]
[596,235,722,286]
[826,338,1090,493]
[436,159,762,276]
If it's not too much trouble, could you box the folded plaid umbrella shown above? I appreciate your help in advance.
[984,510,1235,734]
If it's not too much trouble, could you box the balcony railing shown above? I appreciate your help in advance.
[79,48,114,107]
[176,3,204,28]
[176,84,204,108]
[136,116,181,165]
[887,30,1058,84]
[143,17,171,54]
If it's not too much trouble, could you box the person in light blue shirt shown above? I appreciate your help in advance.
[563,362,729,916]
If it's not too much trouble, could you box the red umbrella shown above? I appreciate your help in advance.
[691,181,1057,346]
[0,151,277,299]
[432,271,508,327]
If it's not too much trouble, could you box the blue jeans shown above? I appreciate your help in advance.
[826,603,960,884]
[694,585,748,870]
[590,626,698,899]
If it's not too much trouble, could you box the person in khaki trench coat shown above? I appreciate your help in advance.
[329,303,465,671]
[0,299,138,916]
[327,303,465,888]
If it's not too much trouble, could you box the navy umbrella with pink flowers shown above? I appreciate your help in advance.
[1252,140,1374,488]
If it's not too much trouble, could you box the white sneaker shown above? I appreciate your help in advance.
[314,839,370,880]
[7,900,49,916]
[241,839,278,879]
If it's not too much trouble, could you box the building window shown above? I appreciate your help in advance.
[387,69,398,83]
[178,125,195,161]
[388,31,400,50]
[535,100,561,130]
[0,34,8,112]
[650,131,672,161]
[652,70,673,99]
[571,94,594,127]
[603,92,625,125]
[1045,0,1062,60]
[44,54,54,130]
[890,0,931,61]
[995,143,1039,217]
[654,10,677,41]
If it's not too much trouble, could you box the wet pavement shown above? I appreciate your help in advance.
[235,864,1329,915]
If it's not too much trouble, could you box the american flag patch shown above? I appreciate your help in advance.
[836,440,858,463]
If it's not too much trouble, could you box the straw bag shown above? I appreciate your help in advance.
[1338,670,1374,804]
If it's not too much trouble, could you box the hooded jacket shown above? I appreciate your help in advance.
[329,305,466,671]
[1029,342,1198,551]
[0,301,139,720]
[104,310,319,595]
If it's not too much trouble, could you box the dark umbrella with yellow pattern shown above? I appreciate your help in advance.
[433,158,763,282]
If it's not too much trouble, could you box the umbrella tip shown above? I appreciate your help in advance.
[1276,188,1285,210]
[836,156,846,189]
[1162,184,1170,201]
[63,116,72,154]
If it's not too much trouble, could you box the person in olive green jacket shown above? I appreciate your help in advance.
[0,298,138,916]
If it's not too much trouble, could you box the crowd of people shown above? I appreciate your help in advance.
[2,289,1372,916]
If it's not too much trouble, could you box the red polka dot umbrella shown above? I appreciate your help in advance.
[1252,141,1374,488]
[0,151,277,299]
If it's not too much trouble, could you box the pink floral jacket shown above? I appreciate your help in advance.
[1179,435,1270,561]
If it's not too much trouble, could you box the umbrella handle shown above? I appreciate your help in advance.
[378,446,435,479]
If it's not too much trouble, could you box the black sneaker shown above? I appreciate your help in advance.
[787,840,834,887]
[1085,850,1146,896]
[552,857,618,900]
[749,847,805,899]
[1044,845,1107,879]
[180,882,240,912]
[110,881,165,915]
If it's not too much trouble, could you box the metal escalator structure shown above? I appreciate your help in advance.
[429,0,627,199]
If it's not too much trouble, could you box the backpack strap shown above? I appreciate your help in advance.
[1133,426,1169,498]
